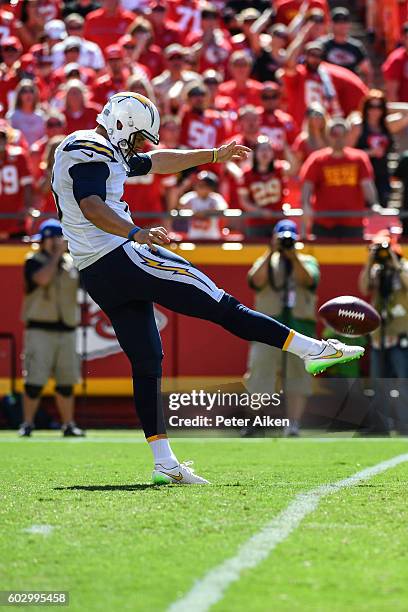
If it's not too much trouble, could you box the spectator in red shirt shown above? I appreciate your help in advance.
[293,103,329,167]
[51,62,97,98]
[301,118,378,238]
[0,124,33,239]
[218,50,263,109]
[124,18,163,78]
[284,31,367,128]
[186,3,232,75]
[83,0,134,50]
[202,69,235,113]
[239,135,294,238]
[91,45,131,107]
[147,0,182,50]
[167,0,202,42]
[61,80,101,134]
[259,81,298,158]
[30,111,66,181]
[0,36,23,73]
[13,0,49,51]
[180,82,227,150]
[382,22,408,102]
[225,104,262,208]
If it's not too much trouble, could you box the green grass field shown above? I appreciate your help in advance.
[1,431,408,612]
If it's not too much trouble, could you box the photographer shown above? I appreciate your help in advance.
[245,220,320,436]
[359,230,408,434]
[19,220,84,438]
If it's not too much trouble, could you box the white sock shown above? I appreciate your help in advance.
[284,330,324,359]
[148,436,178,468]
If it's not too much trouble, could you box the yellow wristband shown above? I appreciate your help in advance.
[212,148,218,163]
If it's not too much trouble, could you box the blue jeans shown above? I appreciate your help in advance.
[370,346,408,433]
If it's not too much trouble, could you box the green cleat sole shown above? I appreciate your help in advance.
[305,350,365,376]
[152,473,172,485]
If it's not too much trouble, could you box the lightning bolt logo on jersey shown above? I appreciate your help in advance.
[51,127,224,303]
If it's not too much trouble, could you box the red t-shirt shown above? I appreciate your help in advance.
[382,47,408,102]
[218,79,263,110]
[84,7,135,50]
[240,162,287,227]
[180,108,227,149]
[275,0,329,25]
[63,103,101,134]
[0,145,32,235]
[167,0,201,41]
[185,31,232,73]
[283,62,367,129]
[137,45,163,79]
[300,147,373,228]
[91,71,130,107]
[51,66,97,94]
[151,21,182,49]
[259,109,298,157]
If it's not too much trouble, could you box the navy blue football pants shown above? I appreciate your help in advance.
[80,242,291,438]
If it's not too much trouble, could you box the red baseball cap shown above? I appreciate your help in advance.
[105,44,124,60]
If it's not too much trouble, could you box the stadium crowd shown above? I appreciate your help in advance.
[1,0,408,241]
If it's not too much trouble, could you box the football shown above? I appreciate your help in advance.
[318,295,381,337]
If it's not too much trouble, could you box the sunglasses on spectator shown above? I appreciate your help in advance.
[261,93,280,100]
[124,44,136,50]
[67,23,83,30]
[168,54,183,60]
[367,102,383,109]
[309,15,324,24]
[21,88,34,93]
[307,50,322,58]
[2,46,18,52]
[273,31,288,40]
[47,121,63,128]
[203,79,218,85]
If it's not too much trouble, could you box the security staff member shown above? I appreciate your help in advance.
[19,219,84,437]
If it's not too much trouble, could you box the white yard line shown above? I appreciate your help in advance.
[168,452,408,612]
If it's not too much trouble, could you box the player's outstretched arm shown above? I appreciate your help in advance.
[149,141,250,174]
[79,195,170,248]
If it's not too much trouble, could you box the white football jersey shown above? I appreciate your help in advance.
[52,129,151,270]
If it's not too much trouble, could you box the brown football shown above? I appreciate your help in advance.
[319,295,381,337]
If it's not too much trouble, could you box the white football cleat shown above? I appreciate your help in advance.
[152,461,210,485]
[304,339,365,376]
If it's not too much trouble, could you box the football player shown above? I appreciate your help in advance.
[52,92,364,485]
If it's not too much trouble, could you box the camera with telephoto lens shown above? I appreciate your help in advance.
[373,241,391,264]
[278,231,295,251]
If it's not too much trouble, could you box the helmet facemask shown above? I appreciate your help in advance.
[116,120,159,163]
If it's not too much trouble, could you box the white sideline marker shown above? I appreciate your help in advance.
[168,453,408,612]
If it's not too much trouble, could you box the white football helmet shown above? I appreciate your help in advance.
[96,92,160,161]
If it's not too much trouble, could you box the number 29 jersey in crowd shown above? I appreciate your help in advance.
[52,129,152,270]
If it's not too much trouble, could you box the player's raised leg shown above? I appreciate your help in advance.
[118,242,365,376]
